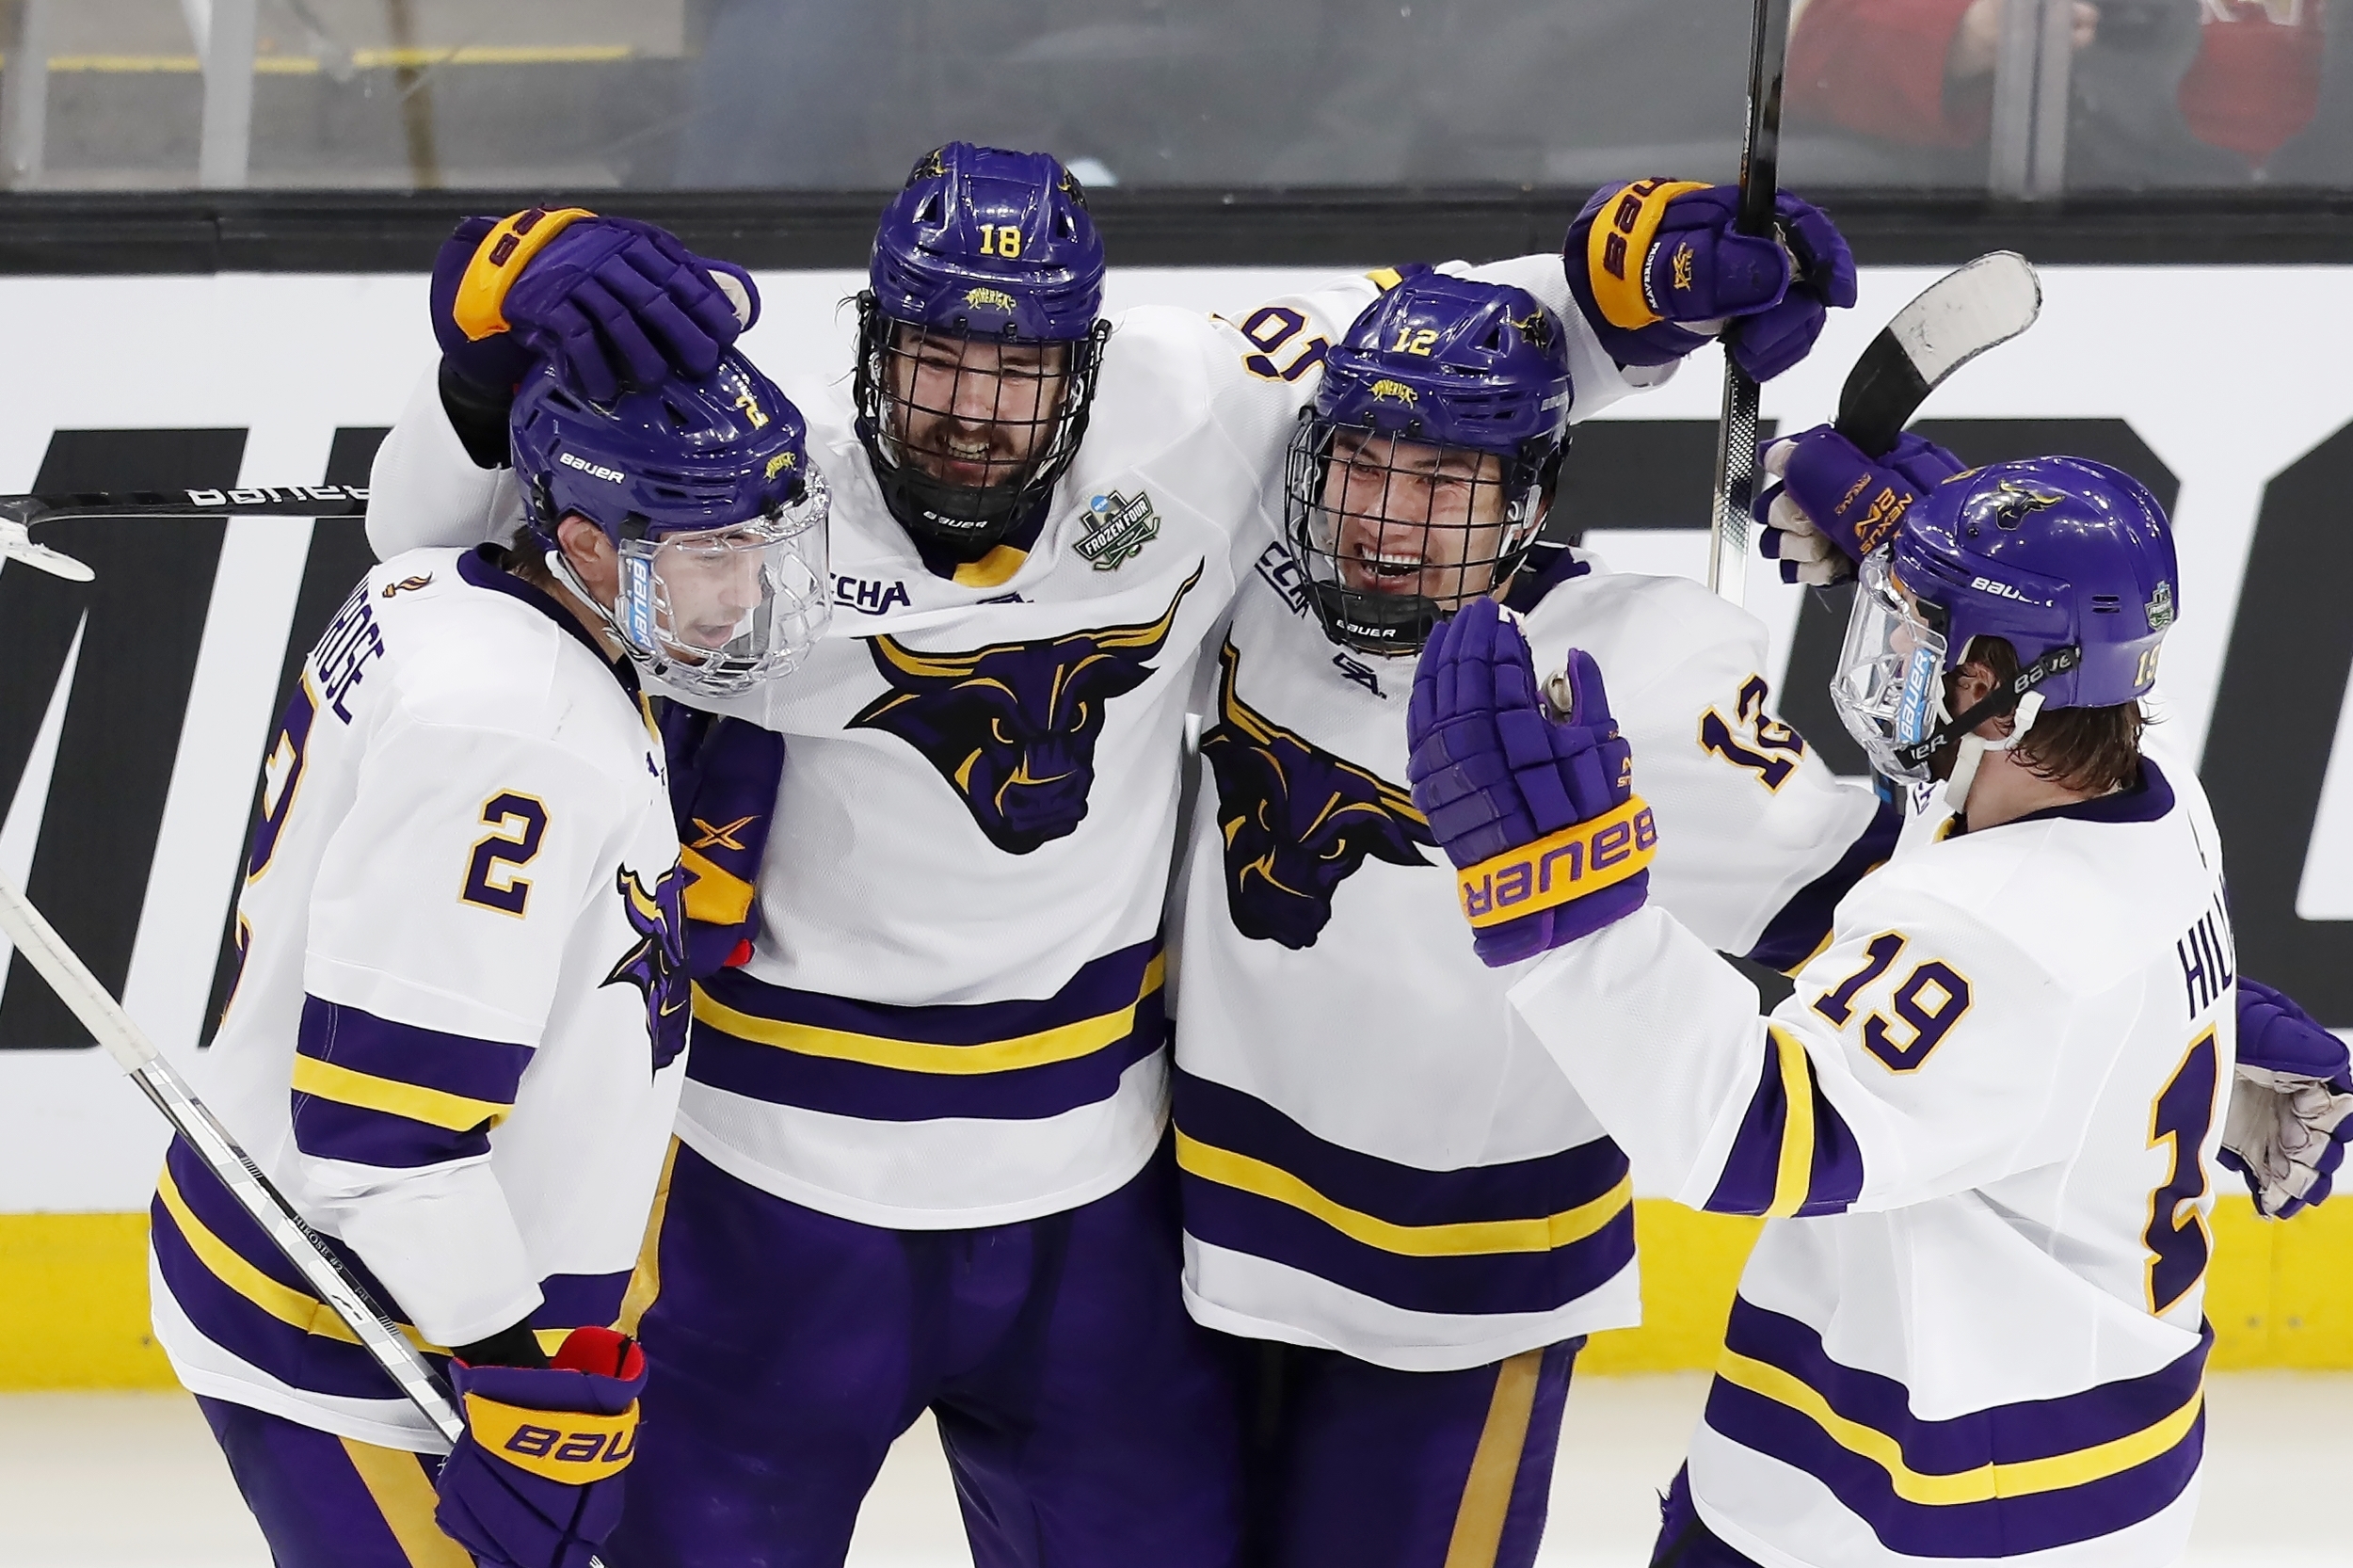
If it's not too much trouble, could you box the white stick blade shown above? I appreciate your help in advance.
[1887,251,2042,390]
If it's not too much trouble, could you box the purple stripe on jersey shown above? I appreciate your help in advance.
[1499,543,1593,615]
[686,1013,1162,1123]
[290,999,527,1168]
[700,938,1161,1047]
[153,1141,634,1404]
[1701,1379,2202,1557]
[1745,799,1901,972]
[684,939,1165,1122]
[1175,1070,1628,1228]
[296,998,533,1106]
[152,1140,430,1400]
[1720,1298,2211,1467]
[1180,1177,1636,1320]
[2009,757,2178,829]
[1703,1047,1865,1217]
[288,1097,494,1169]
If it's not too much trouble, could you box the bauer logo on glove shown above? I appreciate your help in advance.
[1457,795,1657,927]
[1406,598,1656,967]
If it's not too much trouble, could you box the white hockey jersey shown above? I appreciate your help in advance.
[149,547,689,1452]
[1171,547,1887,1370]
[363,258,1665,1231]
[1509,762,2233,1567]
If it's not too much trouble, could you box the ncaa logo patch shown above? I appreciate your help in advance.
[1076,488,1160,571]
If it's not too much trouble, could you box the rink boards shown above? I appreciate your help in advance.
[0,263,2348,1384]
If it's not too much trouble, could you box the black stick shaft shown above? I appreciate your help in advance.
[1707,0,1795,606]
[1,484,370,527]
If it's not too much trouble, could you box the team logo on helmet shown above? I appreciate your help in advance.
[1200,641,1433,950]
[2146,581,2176,632]
[964,286,1019,315]
[1075,488,1160,571]
[765,451,797,480]
[1368,379,1418,405]
[848,565,1202,855]
[1977,479,2065,532]
[1510,309,1553,347]
[601,863,690,1072]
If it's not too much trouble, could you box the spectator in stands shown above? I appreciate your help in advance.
[1786,0,2330,182]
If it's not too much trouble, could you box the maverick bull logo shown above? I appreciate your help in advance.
[602,863,690,1072]
[1200,640,1433,949]
[850,565,1203,855]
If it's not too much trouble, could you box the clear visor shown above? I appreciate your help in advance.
[1830,551,1949,783]
[616,470,832,696]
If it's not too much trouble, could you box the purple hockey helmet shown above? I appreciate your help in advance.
[852,143,1111,560]
[511,350,831,696]
[1285,273,1576,655]
[1833,456,2178,785]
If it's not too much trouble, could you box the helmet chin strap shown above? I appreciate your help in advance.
[1945,690,2045,814]
[542,546,632,664]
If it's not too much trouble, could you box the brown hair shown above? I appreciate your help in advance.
[1962,637,2146,794]
[506,523,556,591]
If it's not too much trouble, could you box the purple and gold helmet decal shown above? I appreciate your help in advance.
[849,564,1202,855]
[1200,640,1434,950]
[602,862,690,1072]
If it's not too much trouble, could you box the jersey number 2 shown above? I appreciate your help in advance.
[2145,1029,2219,1316]
[462,792,548,917]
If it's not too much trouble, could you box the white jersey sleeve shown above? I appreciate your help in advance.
[294,712,632,1346]
[365,367,519,559]
[1508,871,2087,1220]
[1521,569,1891,964]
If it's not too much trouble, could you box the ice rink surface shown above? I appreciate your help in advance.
[5,1372,2345,1568]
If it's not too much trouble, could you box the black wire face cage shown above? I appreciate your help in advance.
[853,295,1111,562]
[1282,413,1547,657]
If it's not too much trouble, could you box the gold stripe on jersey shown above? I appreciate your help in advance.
[690,953,1167,1076]
[291,1054,513,1133]
[338,1435,474,1568]
[952,544,1028,588]
[155,1164,432,1350]
[1765,1027,1817,1219]
[1174,1129,1633,1257]
[155,1165,569,1359]
[1713,1348,2206,1506]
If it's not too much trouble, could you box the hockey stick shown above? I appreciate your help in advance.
[0,879,464,1450]
[1705,0,1795,609]
[0,485,371,583]
[1833,250,2041,457]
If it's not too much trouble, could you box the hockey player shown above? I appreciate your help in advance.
[147,351,828,1568]
[1407,456,2233,1567]
[358,152,1859,1566]
[1172,271,1892,1568]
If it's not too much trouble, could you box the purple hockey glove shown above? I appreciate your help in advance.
[659,703,784,978]
[1567,181,1858,380]
[2220,977,2353,1219]
[1406,598,1656,967]
[1755,425,1971,585]
[431,209,760,405]
[435,1325,646,1568]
